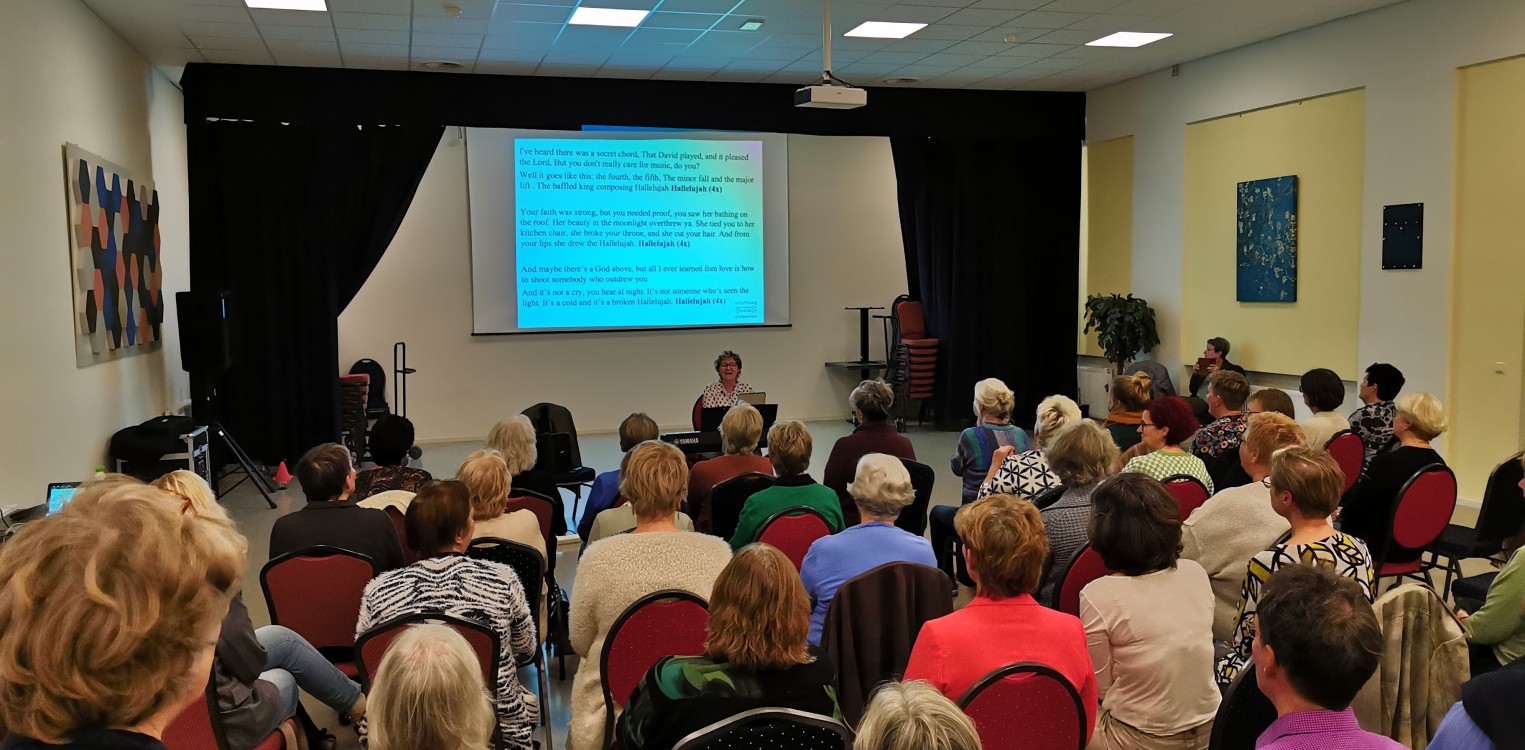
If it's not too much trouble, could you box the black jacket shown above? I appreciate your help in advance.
[269,499,404,572]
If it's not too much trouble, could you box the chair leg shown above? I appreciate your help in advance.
[538,647,553,750]
[1442,559,1459,598]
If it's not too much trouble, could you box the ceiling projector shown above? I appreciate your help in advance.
[795,83,867,109]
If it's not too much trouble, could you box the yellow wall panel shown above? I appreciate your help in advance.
[1182,91,1365,379]
[1083,136,1134,357]
[1451,57,1525,499]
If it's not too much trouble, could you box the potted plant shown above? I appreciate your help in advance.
[1082,294,1161,375]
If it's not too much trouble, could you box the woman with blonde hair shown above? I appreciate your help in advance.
[1338,392,1449,566]
[616,544,841,748]
[0,480,245,749]
[978,394,1084,501]
[570,440,733,750]
[1105,371,1153,450]
[457,449,543,553]
[688,403,774,533]
[487,414,565,535]
[855,681,982,750]
[153,471,366,750]
[951,378,1030,503]
[368,625,496,750]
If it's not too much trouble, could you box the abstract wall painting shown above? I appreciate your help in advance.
[64,143,163,367]
[1236,175,1299,302]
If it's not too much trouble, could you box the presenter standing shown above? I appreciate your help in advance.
[700,350,756,408]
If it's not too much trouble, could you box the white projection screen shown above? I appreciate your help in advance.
[465,128,790,334]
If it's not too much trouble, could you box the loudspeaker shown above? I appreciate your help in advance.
[176,290,232,373]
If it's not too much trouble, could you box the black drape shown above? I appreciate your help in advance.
[188,122,443,463]
[893,136,1081,431]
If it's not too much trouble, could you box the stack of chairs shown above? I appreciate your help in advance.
[338,373,370,462]
[890,295,938,424]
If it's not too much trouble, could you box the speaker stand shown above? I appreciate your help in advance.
[209,421,276,509]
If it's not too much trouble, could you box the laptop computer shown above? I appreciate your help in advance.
[47,482,81,516]
[738,391,767,406]
[699,404,779,434]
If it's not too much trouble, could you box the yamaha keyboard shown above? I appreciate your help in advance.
[660,431,768,453]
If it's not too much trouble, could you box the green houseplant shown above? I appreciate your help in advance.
[1082,294,1161,375]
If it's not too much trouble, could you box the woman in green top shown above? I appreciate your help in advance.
[1457,453,1525,675]
[616,544,842,749]
[1116,395,1214,494]
[730,421,845,550]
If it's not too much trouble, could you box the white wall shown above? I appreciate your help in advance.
[340,131,907,440]
[1086,0,1525,411]
[0,0,189,507]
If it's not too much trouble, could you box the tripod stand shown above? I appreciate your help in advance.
[191,377,276,509]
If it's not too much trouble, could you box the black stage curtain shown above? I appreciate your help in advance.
[188,121,443,463]
[893,136,1080,431]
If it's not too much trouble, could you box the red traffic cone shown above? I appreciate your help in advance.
[273,461,294,489]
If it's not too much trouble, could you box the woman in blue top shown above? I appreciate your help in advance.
[934,378,1031,580]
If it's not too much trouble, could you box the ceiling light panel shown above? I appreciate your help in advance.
[1085,31,1172,47]
[244,0,328,10]
[844,22,927,39]
[568,7,650,28]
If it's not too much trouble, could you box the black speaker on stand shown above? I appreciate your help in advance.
[176,290,276,508]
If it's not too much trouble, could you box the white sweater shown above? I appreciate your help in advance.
[1179,479,1290,641]
[567,531,732,750]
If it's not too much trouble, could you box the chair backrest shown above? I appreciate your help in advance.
[506,491,556,549]
[1382,463,1458,558]
[355,611,500,692]
[1162,474,1211,519]
[896,458,935,536]
[1056,544,1114,616]
[692,394,705,431]
[1474,451,1525,547]
[348,358,389,415]
[163,677,229,750]
[601,590,711,714]
[893,295,927,340]
[467,537,546,640]
[957,662,1086,750]
[1208,657,1277,750]
[383,506,419,565]
[710,472,775,540]
[1324,430,1365,494]
[260,546,377,651]
[756,506,834,570]
[523,402,585,467]
[672,707,852,750]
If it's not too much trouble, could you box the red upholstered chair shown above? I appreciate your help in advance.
[260,546,377,679]
[383,506,419,565]
[601,590,711,750]
[958,662,1087,750]
[1161,474,1211,520]
[1374,463,1458,589]
[756,506,833,570]
[692,395,705,431]
[164,674,293,750]
[1054,544,1115,616]
[354,611,500,691]
[506,489,557,555]
[1324,430,1365,494]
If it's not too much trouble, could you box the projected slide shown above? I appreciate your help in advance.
[514,138,764,329]
[466,128,790,335]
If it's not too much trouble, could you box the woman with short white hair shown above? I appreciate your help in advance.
[368,625,496,750]
[800,454,936,647]
[487,414,565,535]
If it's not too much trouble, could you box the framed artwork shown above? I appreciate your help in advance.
[1236,175,1298,302]
[1382,202,1424,270]
[65,143,163,367]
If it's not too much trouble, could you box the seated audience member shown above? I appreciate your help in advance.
[570,441,733,750]
[1116,396,1214,493]
[488,414,567,536]
[904,494,1098,742]
[1104,372,1153,451]
[802,454,936,647]
[951,378,1031,503]
[581,454,696,544]
[1188,337,1247,398]
[1216,447,1375,686]
[1180,414,1304,642]
[357,480,538,749]
[353,414,431,501]
[688,403,774,532]
[616,544,842,748]
[1124,358,1177,399]
[1081,474,1218,749]
[458,449,542,552]
[579,412,659,543]
[271,442,405,571]
[1193,371,1252,488]
[0,481,244,749]
[1247,388,1297,420]
[1337,392,1448,565]
[1035,422,1119,604]
[1455,457,1525,675]
[700,349,755,408]
[1252,566,1401,750]
[1429,658,1525,750]
[825,380,916,525]
[155,471,363,750]
[1349,363,1406,467]
[977,395,1083,500]
[730,420,845,550]
[1297,368,1349,449]
[854,681,982,750]
[367,624,496,750]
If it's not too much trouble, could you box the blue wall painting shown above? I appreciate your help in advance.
[1236,175,1298,302]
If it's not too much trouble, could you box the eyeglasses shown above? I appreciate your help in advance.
[1139,421,1158,429]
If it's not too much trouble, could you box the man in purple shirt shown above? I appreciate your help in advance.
[1253,566,1404,750]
